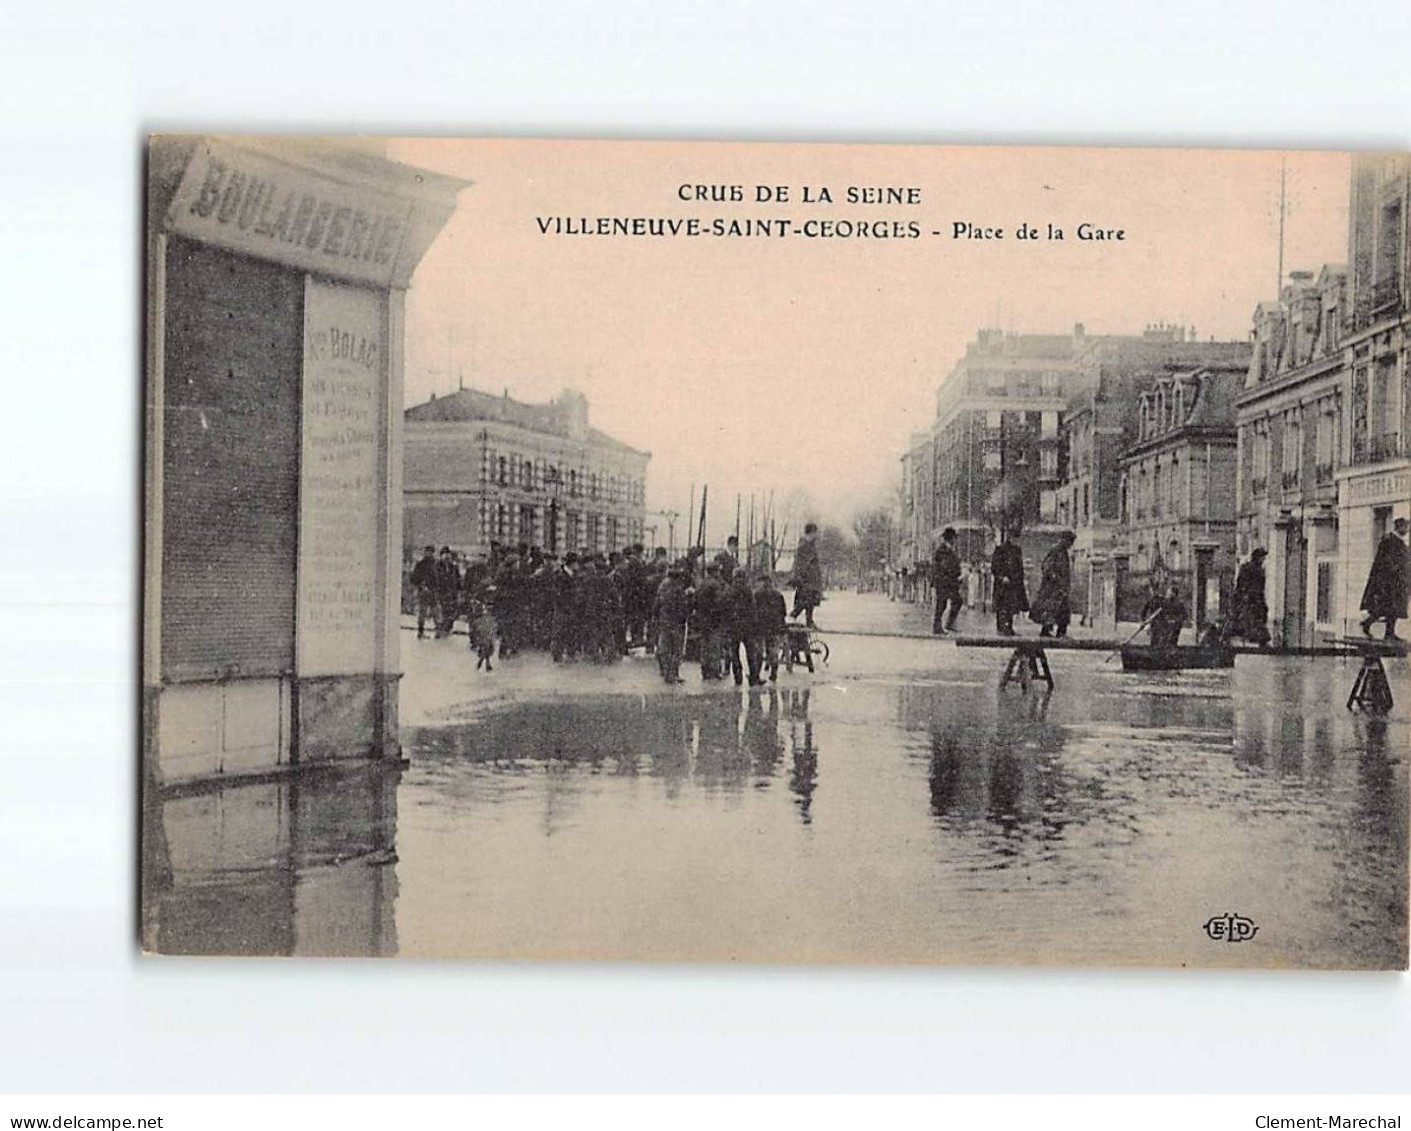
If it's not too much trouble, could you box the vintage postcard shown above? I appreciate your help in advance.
[141,136,1409,967]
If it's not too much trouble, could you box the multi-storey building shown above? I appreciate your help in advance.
[1116,364,1246,627]
[925,326,1085,602]
[403,385,650,560]
[898,430,934,574]
[1338,154,1410,637]
[1060,332,1251,624]
[913,322,1246,614]
[1236,265,1348,646]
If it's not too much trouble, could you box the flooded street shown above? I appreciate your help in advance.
[146,594,1408,968]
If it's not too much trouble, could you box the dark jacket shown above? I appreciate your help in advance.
[1232,559,1268,627]
[724,579,756,638]
[410,557,437,592]
[1360,533,1409,619]
[1145,593,1188,647]
[753,586,788,635]
[434,558,461,598]
[991,541,1028,613]
[932,543,962,593]
[693,576,724,630]
[790,536,822,594]
[1030,543,1072,623]
[654,576,693,626]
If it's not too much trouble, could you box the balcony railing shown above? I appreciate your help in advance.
[1251,475,1267,497]
[1314,462,1335,485]
[1353,279,1405,329]
[1362,432,1406,465]
[1371,276,1402,313]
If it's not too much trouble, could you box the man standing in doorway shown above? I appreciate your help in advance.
[932,527,963,635]
[1361,517,1409,641]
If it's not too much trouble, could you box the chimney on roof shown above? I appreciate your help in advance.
[557,387,589,440]
[429,391,436,401]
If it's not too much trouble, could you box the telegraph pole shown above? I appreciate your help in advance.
[1277,157,1287,297]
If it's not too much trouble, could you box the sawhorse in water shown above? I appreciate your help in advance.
[955,636,1119,693]
[1340,637,1407,713]
[1000,643,1053,692]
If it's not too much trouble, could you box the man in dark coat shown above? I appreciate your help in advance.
[654,566,694,684]
[581,558,618,662]
[550,553,579,662]
[492,552,524,656]
[1031,530,1076,638]
[608,551,630,656]
[1145,581,1189,648]
[409,545,438,639]
[931,527,963,635]
[752,573,789,683]
[1231,548,1270,646]
[990,532,1028,637]
[723,568,756,686]
[1361,518,1409,640]
[623,544,649,648]
[789,524,824,627]
[693,564,725,679]
[643,546,670,654]
[433,547,461,638]
[713,536,740,579]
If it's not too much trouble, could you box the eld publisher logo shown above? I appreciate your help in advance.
[1203,912,1260,943]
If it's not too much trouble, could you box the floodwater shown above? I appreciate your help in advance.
[145,597,1409,969]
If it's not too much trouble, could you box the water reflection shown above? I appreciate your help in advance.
[143,763,399,957]
[142,656,1408,968]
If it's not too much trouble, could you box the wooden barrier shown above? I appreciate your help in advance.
[1338,637,1408,714]
[954,633,1406,710]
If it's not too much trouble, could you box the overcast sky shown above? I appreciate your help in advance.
[389,139,1349,545]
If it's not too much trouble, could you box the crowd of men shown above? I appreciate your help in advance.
[407,523,829,685]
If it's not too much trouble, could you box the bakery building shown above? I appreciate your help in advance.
[144,137,466,786]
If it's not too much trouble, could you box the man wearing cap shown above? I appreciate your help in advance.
[1231,547,1270,646]
[1360,517,1409,641]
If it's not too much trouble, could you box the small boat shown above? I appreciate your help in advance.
[1120,644,1234,671]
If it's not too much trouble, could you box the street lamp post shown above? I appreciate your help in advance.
[658,509,679,557]
[546,467,562,553]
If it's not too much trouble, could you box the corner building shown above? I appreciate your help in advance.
[403,386,650,560]
[1337,154,1411,636]
[1237,265,1349,646]
[144,137,465,786]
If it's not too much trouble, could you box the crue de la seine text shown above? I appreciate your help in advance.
[533,183,1125,243]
